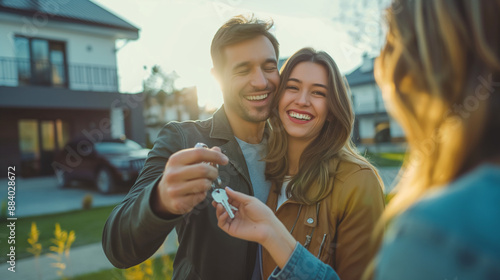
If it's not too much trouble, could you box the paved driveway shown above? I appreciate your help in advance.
[0,176,127,217]
[1,166,401,218]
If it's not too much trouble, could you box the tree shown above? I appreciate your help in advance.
[332,0,391,58]
[142,65,179,124]
[142,65,178,102]
[142,65,198,123]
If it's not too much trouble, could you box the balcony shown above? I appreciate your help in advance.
[0,57,118,92]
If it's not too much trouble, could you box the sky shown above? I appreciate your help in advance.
[92,0,386,109]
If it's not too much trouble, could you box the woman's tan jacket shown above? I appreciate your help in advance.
[262,157,385,280]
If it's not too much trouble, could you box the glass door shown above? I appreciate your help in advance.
[40,120,56,175]
[31,39,51,86]
[49,42,67,87]
[19,119,70,177]
[18,120,40,177]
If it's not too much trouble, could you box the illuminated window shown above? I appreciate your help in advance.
[14,36,67,87]
[56,119,70,148]
[18,119,40,177]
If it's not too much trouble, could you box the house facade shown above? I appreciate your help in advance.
[346,55,406,152]
[143,86,213,148]
[0,0,143,177]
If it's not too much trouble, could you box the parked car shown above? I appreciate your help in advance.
[53,138,150,194]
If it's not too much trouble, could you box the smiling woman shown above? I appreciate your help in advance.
[213,48,385,280]
[255,47,385,279]
[279,61,329,144]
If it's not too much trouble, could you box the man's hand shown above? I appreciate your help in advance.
[153,146,228,217]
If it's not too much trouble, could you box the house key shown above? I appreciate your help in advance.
[194,143,237,218]
[212,188,235,219]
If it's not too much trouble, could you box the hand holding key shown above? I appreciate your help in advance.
[213,187,280,244]
[152,144,229,217]
[212,189,236,219]
[214,187,297,270]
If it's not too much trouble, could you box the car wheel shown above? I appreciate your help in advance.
[55,169,69,188]
[96,168,115,194]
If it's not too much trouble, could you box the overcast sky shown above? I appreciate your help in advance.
[92,0,386,109]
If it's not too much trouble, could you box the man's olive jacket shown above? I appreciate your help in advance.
[103,107,258,280]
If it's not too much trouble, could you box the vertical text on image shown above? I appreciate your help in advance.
[6,166,17,272]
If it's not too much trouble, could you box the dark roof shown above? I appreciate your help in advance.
[345,57,376,86]
[278,57,288,71]
[278,56,376,87]
[0,0,139,32]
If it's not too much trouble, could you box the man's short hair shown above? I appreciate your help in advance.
[211,15,279,74]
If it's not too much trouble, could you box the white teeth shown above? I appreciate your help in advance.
[289,111,312,120]
[245,94,268,101]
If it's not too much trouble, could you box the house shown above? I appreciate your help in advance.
[345,54,406,152]
[0,0,143,177]
[143,86,212,147]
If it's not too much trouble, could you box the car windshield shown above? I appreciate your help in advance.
[94,140,142,154]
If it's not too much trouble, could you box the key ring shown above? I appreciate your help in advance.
[194,143,222,189]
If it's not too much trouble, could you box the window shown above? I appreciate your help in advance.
[14,36,67,87]
[374,121,391,143]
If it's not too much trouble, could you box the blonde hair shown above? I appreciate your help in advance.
[376,0,500,224]
[266,48,381,205]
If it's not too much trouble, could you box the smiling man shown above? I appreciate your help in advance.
[103,15,279,279]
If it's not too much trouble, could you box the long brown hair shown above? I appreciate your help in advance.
[376,0,500,223]
[265,48,381,205]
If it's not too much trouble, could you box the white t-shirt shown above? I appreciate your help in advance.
[277,176,292,210]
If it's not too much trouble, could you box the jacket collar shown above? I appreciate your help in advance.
[267,186,319,228]
[210,106,235,141]
[210,105,271,142]
[267,157,342,213]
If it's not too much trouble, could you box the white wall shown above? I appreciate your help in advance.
[359,117,375,140]
[351,84,384,115]
[351,82,406,142]
[110,107,125,138]
[358,114,405,141]
[0,13,118,91]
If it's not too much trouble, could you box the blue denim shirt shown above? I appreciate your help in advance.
[375,164,500,280]
[268,164,500,280]
[268,242,340,280]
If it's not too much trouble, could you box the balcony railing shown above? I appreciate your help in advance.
[0,57,118,92]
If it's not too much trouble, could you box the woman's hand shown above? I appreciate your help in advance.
[213,187,297,269]
[213,187,276,245]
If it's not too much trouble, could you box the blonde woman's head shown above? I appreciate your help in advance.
[376,0,500,218]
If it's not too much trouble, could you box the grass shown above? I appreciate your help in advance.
[71,268,123,280]
[365,152,406,167]
[72,253,176,280]
[0,205,116,262]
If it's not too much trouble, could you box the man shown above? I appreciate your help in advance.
[102,15,280,279]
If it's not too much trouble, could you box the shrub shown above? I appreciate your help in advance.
[82,194,93,210]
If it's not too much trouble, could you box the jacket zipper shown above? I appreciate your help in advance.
[317,233,327,258]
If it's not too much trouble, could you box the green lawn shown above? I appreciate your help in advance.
[365,152,406,167]
[72,254,175,280]
[71,268,123,280]
[0,205,116,262]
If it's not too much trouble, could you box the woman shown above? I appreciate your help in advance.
[217,1,500,279]
[219,48,385,280]
[372,0,500,278]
